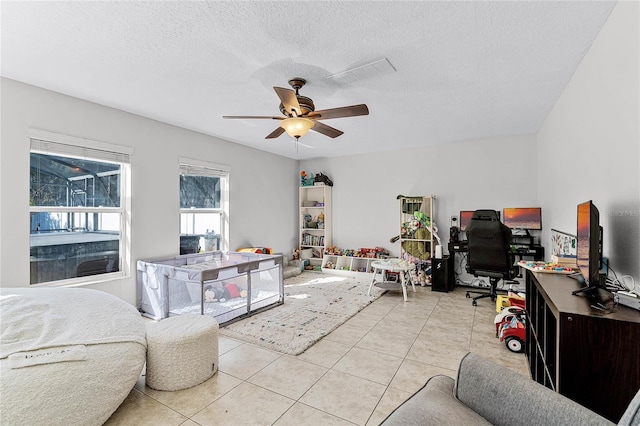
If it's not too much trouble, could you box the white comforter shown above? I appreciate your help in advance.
[1,287,146,359]
[0,287,147,425]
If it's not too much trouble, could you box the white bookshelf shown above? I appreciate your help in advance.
[299,185,332,267]
[321,255,376,277]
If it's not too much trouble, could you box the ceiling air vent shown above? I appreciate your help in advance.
[326,58,396,85]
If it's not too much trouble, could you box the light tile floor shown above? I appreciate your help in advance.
[105,284,530,426]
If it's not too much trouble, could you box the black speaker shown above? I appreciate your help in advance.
[432,256,454,292]
[450,226,459,242]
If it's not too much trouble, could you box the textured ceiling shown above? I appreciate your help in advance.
[1,1,616,160]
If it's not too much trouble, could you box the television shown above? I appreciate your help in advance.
[459,211,474,231]
[502,207,542,230]
[573,200,603,295]
[460,210,502,231]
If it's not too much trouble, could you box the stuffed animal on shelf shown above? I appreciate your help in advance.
[401,227,432,260]
[292,248,300,260]
[413,211,431,228]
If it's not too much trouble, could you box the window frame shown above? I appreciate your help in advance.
[28,129,132,286]
[179,157,230,253]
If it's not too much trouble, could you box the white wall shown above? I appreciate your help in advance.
[0,78,299,303]
[301,134,538,257]
[2,0,637,302]
[537,0,640,281]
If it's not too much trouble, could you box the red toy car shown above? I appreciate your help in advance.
[494,306,526,353]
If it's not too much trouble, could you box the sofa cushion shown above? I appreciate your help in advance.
[382,374,492,425]
[454,353,614,426]
[618,388,640,426]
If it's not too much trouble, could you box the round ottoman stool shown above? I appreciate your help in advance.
[146,314,219,391]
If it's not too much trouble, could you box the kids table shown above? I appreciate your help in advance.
[368,258,416,301]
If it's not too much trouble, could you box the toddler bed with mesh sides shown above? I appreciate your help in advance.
[137,251,284,324]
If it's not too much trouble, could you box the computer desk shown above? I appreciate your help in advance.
[448,240,544,284]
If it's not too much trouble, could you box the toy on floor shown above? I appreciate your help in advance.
[495,291,526,313]
[494,306,526,352]
[224,283,247,299]
[203,283,247,302]
[204,285,225,302]
[416,269,429,286]
[237,247,272,254]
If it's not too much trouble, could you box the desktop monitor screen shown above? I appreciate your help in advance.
[576,200,601,288]
[503,207,542,230]
[459,211,474,231]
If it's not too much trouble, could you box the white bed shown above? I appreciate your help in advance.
[0,287,147,425]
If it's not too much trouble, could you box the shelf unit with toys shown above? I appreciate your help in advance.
[299,184,332,268]
[395,195,443,285]
[397,195,438,262]
[321,248,387,277]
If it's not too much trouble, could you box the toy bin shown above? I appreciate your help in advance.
[137,251,284,325]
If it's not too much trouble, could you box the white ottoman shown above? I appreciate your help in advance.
[146,314,219,391]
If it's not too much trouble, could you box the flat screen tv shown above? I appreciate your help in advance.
[459,211,474,231]
[503,207,542,230]
[573,200,603,295]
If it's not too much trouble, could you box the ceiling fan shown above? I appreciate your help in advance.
[223,78,369,141]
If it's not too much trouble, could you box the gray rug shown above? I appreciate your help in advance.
[219,271,385,355]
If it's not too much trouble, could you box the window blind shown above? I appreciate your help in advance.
[179,157,230,178]
[29,129,132,164]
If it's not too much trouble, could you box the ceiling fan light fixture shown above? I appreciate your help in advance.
[280,117,314,138]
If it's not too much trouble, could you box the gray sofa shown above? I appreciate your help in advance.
[382,352,640,426]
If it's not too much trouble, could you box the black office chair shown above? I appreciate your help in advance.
[465,210,518,306]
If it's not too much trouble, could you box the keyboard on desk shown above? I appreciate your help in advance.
[512,246,537,255]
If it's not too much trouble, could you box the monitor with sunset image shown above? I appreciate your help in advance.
[502,207,542,230]
[572,200,604,295]
[459,210,474,231]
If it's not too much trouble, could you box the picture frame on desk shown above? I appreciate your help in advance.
[551,228,577,258]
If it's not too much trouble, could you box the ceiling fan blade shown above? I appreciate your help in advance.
[308,104,369,120]
[311,121,344,138]
[265,127,286,139]
[223,115,282,120]
[273,87,302,116]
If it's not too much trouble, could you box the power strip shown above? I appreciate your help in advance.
[614,291,640,311]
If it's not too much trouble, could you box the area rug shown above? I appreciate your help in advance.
[219,271,385,355]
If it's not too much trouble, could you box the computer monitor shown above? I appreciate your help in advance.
[573,200,603,295]
[459,211,474,231]
[502,207,542,230]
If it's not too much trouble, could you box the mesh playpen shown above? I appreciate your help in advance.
[137,251,284,324]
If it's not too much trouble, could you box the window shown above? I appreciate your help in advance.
[179,158,229,254]
[29,130,131,285]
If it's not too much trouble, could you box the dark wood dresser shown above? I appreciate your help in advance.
[525,270,640,422]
